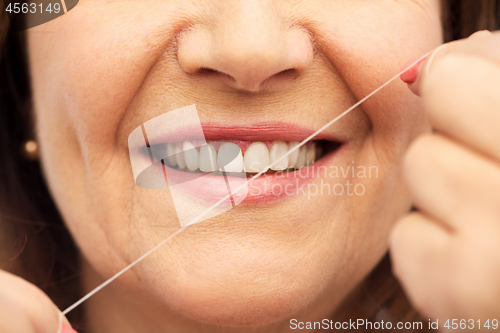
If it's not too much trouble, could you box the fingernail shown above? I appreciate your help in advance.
[400,56,426,84]
[61,323,78,333]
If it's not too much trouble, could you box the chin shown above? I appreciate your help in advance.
[140,240,333,327]
[159,277,319,327]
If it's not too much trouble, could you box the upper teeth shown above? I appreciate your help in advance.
[218,142,244,172]
[199,143,218,172]
[269,141,288,171]
[244,142,270,173]
[164,141,319,173]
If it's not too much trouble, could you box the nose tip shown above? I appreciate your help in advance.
[177,18,313,92]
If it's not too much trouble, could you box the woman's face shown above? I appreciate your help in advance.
[28,0,442,328]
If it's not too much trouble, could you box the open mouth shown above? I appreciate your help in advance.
[130,119,348,212]
[147,139,342,176]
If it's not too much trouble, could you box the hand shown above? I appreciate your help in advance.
[0,270,73,333]
[390,30,500,329]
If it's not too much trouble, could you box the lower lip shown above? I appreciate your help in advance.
[162,143,346,205]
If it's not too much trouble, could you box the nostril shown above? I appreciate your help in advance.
[198,67,219,75]
[259,68,298,88]
[275,68,297,79]
[197,67,235,82]
[198,67,295,80]
[177,23,314,92]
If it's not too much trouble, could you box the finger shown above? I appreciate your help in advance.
[409,30,500,94]
[422,52,500,162]
[0,270,71,333]
[404,133,500,231]
[425,30,500,73]
[0,300,35,333]
[403,31,500,163]
[390,212,452,319]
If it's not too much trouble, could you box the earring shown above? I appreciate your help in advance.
[23,140,39,160]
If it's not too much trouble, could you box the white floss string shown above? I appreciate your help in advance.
[57,312,63,333]
[425,43,448,76]
[61,50,432,318]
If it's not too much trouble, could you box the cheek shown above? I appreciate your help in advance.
[29,1,193,175]
[293,1,443,258]
[27,3,190,274]
[314,1,442,159]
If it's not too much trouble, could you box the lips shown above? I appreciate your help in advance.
[162,141,344,205]
[130,120,345,206]
[141,122,345,172]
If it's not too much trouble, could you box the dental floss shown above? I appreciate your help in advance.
[60,50,433,320]
[57,312,63,333]
[425,43,449,76]
[60,0,68,14]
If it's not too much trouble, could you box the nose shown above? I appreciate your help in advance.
[177,2,314,92]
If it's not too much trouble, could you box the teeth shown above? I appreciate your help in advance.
[269,141,289,171]
[166,143,177,167]
[295,145,308,169]
[218,142,244,172]
[244,142,270,173]
[199,143,218,172]
[175,144,186,169]
[183,141,199,171]
[287,141,299,167]
[165,140,321,172]
[306,142,316,166]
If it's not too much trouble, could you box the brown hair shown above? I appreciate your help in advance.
[0,1,498,332]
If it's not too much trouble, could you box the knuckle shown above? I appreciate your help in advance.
[455,32,500,65]
[404,134,435,180]
[406,135,457,180]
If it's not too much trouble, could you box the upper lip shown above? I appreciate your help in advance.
[144,122,346,146]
